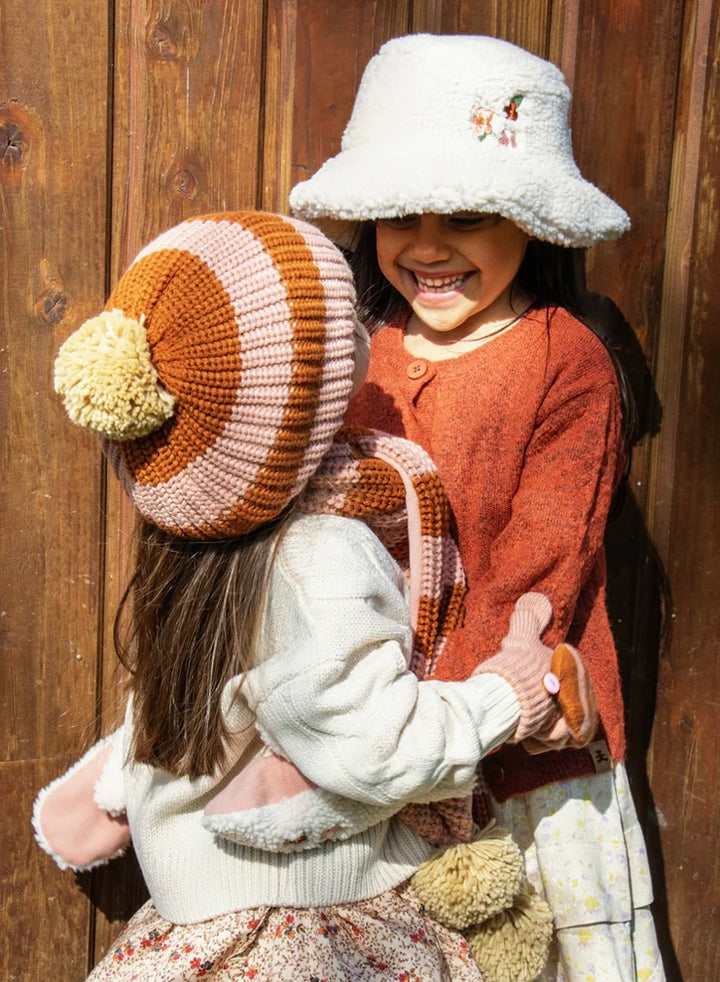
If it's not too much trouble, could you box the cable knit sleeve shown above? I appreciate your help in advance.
[242,514,520,806]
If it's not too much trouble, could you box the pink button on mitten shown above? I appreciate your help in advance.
[473,593,598,749]
[523,641,598,754]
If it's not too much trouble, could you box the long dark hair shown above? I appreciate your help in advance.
[114,509,294,779]
[349,222,658,451]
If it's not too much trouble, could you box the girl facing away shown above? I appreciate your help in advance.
[290,33,666,982]
[34,211,595,982]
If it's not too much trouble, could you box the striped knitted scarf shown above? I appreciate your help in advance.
[300,426,478,846]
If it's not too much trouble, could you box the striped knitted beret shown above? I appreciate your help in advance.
[54,212,359,538]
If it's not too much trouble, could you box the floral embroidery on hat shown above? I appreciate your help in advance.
[471,94,524,146]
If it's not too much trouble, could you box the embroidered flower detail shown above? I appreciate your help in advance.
[318,912,339,937]
[275,913,297,938]
[140,929,170,950]
[470,107,495,139]
[112,942,135,961]
[471,94,524,146]
[504,95,523,120]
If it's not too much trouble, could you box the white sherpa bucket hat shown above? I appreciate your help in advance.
[290,34,630,248]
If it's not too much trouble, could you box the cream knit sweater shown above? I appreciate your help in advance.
[47,514,522,924]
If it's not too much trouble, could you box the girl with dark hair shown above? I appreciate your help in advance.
[33,211,589,981]
[290,33,665,982]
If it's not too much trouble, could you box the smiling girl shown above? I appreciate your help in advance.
[375,212,531,357]
[290,33,665,982]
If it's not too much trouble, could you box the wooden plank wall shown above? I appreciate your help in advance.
[1,1,717,979]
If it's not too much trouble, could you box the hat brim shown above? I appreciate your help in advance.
[290,145,629,249]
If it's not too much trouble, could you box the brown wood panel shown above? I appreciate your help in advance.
[571,1,684,353]
[0,1,109,763]
[427,0,553,55]
[288,0,411,194]
[262,0,300,212]
[1,759,93,977]
[0,0,111,972]
[551,8,688,975]
[646,0,720,976]
[110,0,266,275]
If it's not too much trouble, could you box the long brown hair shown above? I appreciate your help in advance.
[114,509,293,779]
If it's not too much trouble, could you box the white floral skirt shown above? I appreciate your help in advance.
[490,762,666,981]
[86,881,484,981]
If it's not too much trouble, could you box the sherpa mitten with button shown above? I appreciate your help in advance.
[473,593,597,746]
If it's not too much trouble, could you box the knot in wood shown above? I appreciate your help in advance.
[35,290,67,325]
[0,121,27,167]
[172,169,198,199]
[148,22,179,59]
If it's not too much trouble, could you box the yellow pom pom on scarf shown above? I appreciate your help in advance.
[54,309,175,440]
[410,823,525,928]
[465,883,554,982]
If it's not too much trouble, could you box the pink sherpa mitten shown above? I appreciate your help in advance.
[473,593,598,748]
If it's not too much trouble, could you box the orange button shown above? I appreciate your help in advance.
[407,359,428,379]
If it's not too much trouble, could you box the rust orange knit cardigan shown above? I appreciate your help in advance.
[346,306,626,801]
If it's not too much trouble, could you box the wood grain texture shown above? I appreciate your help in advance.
[0,0,111,971]
[646,0,720,976]
[1,759,93,977]
[429,0,552,55]
[288,0,411,194]
[111,0,266,275]
[0,0,109,765]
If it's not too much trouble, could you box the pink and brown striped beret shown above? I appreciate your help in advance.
[54,211,359,538]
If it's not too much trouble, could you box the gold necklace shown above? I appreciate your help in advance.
[449,304,532,345]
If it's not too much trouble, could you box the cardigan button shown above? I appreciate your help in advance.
[406,359,428,379]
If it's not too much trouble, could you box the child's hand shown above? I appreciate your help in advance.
[522,642,598,754]
[471,593,597,747]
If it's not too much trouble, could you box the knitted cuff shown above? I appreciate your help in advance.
[477,646,558,742]
[473,593,558,742]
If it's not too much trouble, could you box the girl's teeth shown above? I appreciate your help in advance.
[415,273,468,291]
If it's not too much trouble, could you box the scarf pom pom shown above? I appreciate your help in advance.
[54,308,175,440]
[465,882,554,982]
[410,823,524,928]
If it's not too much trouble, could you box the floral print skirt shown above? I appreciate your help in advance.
[86,882,484,982]
[491,762,666,982]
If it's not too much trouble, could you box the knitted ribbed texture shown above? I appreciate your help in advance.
[345,307,627,801]
[473,593,556,742]
[301,428,465,678]
[58,212,358,538]
[299,427,475,847]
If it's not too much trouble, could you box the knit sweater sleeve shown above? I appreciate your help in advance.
[242,514,520,806]
[435,326,624,678]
